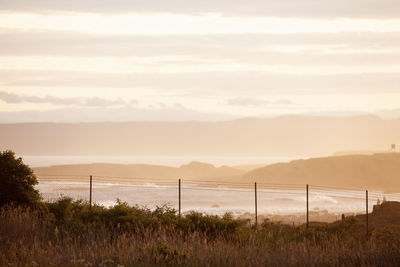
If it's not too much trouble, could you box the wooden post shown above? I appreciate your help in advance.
[366,190,368,238]
[255,182,258,226]
[306,184,309,228]
[89,175,92,209]
[179,179,181,217]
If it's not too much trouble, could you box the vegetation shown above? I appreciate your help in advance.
[1,150,400,266]
[1,199,400,266]
[0,150,41,207]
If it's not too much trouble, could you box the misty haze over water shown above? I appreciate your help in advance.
[22,155,300,168]
[37,181,399,223]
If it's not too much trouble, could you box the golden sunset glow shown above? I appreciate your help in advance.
[0,1,399,121]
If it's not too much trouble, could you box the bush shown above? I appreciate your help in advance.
[0,150,41,207]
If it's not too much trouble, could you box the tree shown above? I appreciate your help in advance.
[0,150,41,207]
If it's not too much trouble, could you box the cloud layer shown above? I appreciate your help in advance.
[0,91,132,107]
[0,1,399,122]
[2,70,399,94]
[227,98,293,107]
[1,30,400,67]
[1,0,399,18]
[0,106,236,123]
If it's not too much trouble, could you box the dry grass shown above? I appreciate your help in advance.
[1,204,400,266]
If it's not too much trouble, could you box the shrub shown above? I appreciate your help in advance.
[0,150,41,207]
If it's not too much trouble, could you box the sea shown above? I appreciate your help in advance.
[36,181,400,223]
[26,154,398,222]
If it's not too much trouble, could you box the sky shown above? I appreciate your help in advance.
[0,0,400,122]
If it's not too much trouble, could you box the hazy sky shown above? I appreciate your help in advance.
[0,0,399,122]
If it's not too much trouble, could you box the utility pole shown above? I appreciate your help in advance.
[179,179,181,217]
[255,182,258,226]
[366,190,369,238]
[89,175,92,209]
[306,184,309,228]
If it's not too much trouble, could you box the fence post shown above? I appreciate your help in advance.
[366,190,368,238]
[179,179,181,217]
[255,182,258,226]
[89,175,92,209]
[306,184,309,228]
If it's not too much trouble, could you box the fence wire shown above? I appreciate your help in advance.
[36,174,397,223]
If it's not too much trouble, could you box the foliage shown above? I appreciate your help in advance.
[1,157,399,266]
[0,150,41,207]
[43,197,247,238]
[1,203,400,266]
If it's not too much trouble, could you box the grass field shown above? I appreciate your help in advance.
[1,198,400,266]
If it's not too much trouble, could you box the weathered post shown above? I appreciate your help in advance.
[179,179,181,217]
[366,190,369,238]
[89,175,92,209]
[255,182,258,226]
[306,184,309,228]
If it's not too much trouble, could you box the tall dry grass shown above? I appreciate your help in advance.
[1,203,400,266]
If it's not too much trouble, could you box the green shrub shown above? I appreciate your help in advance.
[0,150,41,207]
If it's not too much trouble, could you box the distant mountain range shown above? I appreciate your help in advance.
[34,161,245,182]
[1,115,399,157]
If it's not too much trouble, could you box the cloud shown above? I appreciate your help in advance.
[0,106,236,123]
[0,0,399,18]
[227,97,293,107]
[84,97,125,107]
[1,30,400,67]
[0,29,399,80]
[2,30,400,55]
[0,91,133,107]
[1,70,399,95]
[377,108,400,119]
